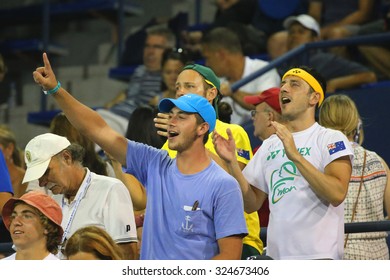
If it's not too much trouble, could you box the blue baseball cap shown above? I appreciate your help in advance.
[158,94,216,133]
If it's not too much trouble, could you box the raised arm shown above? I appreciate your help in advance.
[213,129,267,213]
[220,82,255,111]
[272,121,351,206]
[33,53,128,165]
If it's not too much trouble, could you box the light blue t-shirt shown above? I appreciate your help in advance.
[125,141,248,260]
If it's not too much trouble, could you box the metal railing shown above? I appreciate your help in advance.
[259,220,390,246]
[231,32,390,92]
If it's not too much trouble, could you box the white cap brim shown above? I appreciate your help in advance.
[283,15,320,36]
[22,157,51,183]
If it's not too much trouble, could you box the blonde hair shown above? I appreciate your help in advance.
[0,125,16,147]
[319,94,364,144]
[0,125,23,166]
[64,226,124,260]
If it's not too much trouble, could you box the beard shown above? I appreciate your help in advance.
[168,128,199,153]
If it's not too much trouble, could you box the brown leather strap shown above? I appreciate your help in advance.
[344,150,367,248]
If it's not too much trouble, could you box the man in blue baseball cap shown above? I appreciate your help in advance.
[159,93,216,132]
[32,53,248,260]
[155,63,264,260]
[158,93,216,152]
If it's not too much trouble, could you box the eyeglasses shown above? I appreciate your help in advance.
[250,110,268,117]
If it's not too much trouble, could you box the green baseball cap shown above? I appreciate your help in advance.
[182,64,220,91]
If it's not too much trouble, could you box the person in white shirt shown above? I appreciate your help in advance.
[1,191,63,260]
[213,66,354,259]
[201,27,281,125]
[21,133,138,259]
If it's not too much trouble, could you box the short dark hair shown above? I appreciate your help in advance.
[161,48,191,68]
[65,143,86,164]
[202,27,242,53]
[161,49,192,91]
[293,65,327,94]
[194,114,210,144]
[217,102,233,124]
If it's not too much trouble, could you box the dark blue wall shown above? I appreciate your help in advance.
[343,83,390,164]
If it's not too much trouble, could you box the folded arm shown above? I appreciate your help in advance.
[220,82,255,111]
[327,72,377,93]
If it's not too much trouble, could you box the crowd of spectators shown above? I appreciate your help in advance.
[0,0,389,261]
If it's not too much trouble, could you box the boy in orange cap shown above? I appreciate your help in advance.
[1,191,63,260]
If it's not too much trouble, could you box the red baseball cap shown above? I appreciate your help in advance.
[244,87,281,113]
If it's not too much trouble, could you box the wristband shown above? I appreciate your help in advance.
[43,81,61,95]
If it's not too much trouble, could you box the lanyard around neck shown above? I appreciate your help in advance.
[61,170,92,244]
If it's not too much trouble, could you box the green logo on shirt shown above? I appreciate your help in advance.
[266,147,311,161]
[270,161,300,204]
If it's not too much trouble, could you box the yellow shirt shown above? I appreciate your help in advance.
[162,119,263,254]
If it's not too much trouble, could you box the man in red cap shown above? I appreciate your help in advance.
[244,87,283,144]
[1,191,63,260]
[243,87,283,229]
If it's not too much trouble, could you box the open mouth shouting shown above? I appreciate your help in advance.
[168,130,179,139]
[281,96,291,104]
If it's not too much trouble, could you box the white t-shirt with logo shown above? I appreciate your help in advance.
[243,123,353,260]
